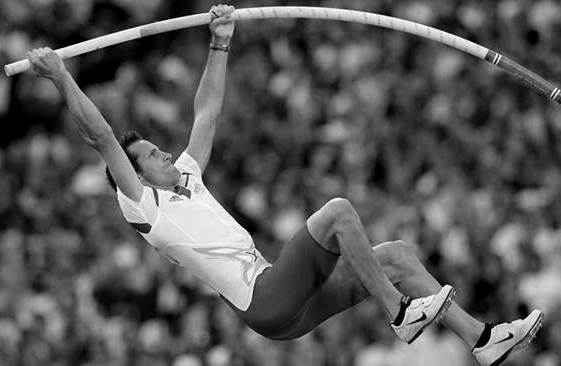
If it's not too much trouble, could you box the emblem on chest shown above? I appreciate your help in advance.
[169,173,205,201]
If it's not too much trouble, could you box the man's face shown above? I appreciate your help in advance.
[128,140,180,187]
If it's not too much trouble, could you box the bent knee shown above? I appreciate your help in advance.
[326,198,361,229]
[327,197,356,216]
[307,197,359,245]
[374,240,420,281]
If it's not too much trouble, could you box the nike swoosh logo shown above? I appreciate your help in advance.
[495,332,514,344]
[407,312,427,325]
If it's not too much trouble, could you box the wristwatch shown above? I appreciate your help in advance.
[210,42,230,52]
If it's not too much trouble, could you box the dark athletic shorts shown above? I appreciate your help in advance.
[222,224,339,339]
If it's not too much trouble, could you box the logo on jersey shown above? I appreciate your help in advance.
[176,172,205,198]
[192,246,266,285]
[169,195,184,202]
[245,249,259,263]
[193,183,204,194]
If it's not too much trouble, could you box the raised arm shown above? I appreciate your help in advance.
[27,48,143,201]
[185,5,235,174]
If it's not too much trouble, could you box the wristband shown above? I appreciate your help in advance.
[210,42,230,52]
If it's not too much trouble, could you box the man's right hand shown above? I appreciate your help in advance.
[27,47,66,81]
[209,4,235,44]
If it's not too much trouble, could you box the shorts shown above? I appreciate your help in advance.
[223,224,340,339]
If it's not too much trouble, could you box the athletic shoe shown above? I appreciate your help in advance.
[392,284,455,344]
[472,309,543,366]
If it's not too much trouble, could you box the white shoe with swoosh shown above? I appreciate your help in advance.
[472,309,543,366]
[391,284,456,344]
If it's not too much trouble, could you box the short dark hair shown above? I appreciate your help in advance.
[105,130,144,192]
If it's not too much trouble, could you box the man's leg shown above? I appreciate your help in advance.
[306,198,403,321]
[373,241,543,366]
[373,240,484,348]
[262,257,370,339]
[282,240,542,366]
[273,240,481,343]
[305,198,454,343]
[233,198,452,343]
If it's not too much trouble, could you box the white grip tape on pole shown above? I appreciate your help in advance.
[4,7,489,77]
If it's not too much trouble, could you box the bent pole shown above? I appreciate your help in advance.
[5,6,560,103]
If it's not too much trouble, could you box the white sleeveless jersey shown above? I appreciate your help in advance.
[117,151,271,310]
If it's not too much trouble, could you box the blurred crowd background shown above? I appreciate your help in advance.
[1,0,561,365]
